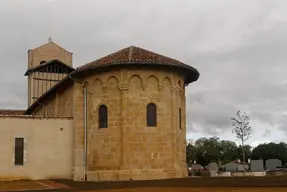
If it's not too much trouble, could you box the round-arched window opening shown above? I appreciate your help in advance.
[40,61,46,64]
[147,103,157,127]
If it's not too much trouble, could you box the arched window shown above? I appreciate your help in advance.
[40,61,46,65]
[147,103,157,127]
[99,105,108,128]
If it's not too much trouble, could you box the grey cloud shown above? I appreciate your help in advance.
[275,115,287,136]
[0,83,26,109]
[187,92,237,135]
[278,124,287,136]
[185,1,287,136]
[262,130,271,138]
[0,0,287,141]
[251,111,276,126]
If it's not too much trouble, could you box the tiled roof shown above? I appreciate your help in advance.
[75,46,199,83]
[0,109,25,115]
[25,46,200,114]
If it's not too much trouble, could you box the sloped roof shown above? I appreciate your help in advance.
[29,41,73,54]
[75,46,199,83]
[25,46,200,114]
[24,59,75,76]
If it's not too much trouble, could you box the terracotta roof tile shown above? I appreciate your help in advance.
[75,46,199,83]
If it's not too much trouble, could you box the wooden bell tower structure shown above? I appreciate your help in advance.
[25,38,74,107]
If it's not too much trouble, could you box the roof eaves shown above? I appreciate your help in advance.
[74,60,199,83]
[24,59,75,76]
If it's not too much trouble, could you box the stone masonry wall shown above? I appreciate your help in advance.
[73,67,187,181]
[31,84,74,117]
[28,42,72,69]
[29,72,68,106]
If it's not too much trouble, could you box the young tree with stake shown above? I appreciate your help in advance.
[231,110,252,172]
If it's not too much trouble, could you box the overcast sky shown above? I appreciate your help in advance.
[1,0,287,147]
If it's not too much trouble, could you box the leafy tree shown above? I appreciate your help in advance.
[186,139,196,166]
[220,140,238,165]
[186,136,287,169]
[193,137,209,166]
[236,144,252,162]
[193,137,221,166]
[207,137,222,164]
[186,137,243,166]
[231,110,252,172]
[251,142,287,165]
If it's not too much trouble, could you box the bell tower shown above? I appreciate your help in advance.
[25,38,74,107]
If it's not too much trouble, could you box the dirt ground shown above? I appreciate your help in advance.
[0,180,70,191]
[81,188,287,192]
[1,177,287,192]
[57,176,287,190]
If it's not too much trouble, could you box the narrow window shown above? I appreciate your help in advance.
[99,105,108,128]
[14,138,24,166]
[147,103,157,127]
[179,108,182,129]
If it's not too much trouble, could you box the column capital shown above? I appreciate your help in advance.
[119,84,128,91]
[171,86,178,94]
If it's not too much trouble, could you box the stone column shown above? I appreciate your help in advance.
[119,69,128,169]
[119,85,128,168]
[171,86,178,167]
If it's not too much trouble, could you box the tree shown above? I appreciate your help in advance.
[220,140,238,165]
[231,110,252,172]
[193,137,221,166]
[236,144,252,162]
[193,137,209,166]
[186,139,196,166]
[251,142,287,165]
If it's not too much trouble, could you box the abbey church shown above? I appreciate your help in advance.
[0,40,199,181]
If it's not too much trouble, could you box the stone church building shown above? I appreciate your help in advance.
[0,40,199,181]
